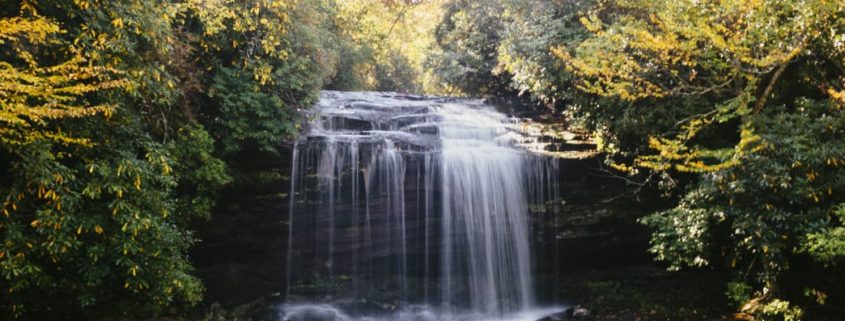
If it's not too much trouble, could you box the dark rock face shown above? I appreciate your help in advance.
[190,149,291,309]
[534,157,654,270]
[189,91,658,318]
[531,157,659,305]
[187,138,298,318]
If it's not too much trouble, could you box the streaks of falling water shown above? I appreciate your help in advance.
[439,103,535,314]
[287,91,559,318]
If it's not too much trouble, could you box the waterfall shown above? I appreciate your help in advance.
[286,91,559,319]
[438,103,535,314]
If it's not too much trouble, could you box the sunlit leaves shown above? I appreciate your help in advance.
[558,0,834,100]
[332,0,445,92]
[0,15,125,147]
[185,0,294,84]
[556,0,845,174]
[642,99,845,316]
[803,205,845,264]
[0,1,224,317]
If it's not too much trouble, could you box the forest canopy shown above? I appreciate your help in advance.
[2,0,845,320]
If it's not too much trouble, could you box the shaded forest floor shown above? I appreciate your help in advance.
[178,266,739,321]
[551,265,736,321]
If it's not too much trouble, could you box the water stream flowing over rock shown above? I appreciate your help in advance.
[286,91,561,320]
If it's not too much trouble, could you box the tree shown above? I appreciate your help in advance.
[496,0,592,106]
[329,0,444,93]
[555,0,845,318]
[427,0,513,96]
[0,13,124,147]
[0,2,210,318]
[0,0,349,317]
[556,0,842,172]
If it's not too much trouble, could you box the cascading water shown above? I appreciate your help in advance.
[285,91,560,321]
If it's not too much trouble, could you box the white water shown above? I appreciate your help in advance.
[439,104,534,314]
[279,303,565,321]
[286,91,560,320]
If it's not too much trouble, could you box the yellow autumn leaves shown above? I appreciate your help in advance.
[1,14,126,147]
[556,0,845,174]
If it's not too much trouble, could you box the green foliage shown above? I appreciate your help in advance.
[1,0,342,318]
[428,0,512,96]
[726,281,753,306]
[496,0,591,105]
[191,0,340,155]
[641,98,845,314]
[757,299,804,321]
[558,0,843,173]
[375,51,421,93]
[803,204,845,264]
[429,0,591,101]
[166,126,231,220]
[327,40,374,91]
[1,117,203,317]
[329,0,444,93]
[208,67,298,155]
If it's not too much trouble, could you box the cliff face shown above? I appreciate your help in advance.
[188,100,661,316]
[189,148,292,309]
[189,155,661,311]
[535,156,656,271]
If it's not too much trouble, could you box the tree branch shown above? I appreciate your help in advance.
[752,63,789,113]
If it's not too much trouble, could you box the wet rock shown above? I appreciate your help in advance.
[535,311,568,321]
[536,306,591,321]
[571,306,591,318]
[281,304,351,321]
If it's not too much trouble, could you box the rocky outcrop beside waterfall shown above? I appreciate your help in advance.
[480,96,657,273]
[532,157,655,271]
